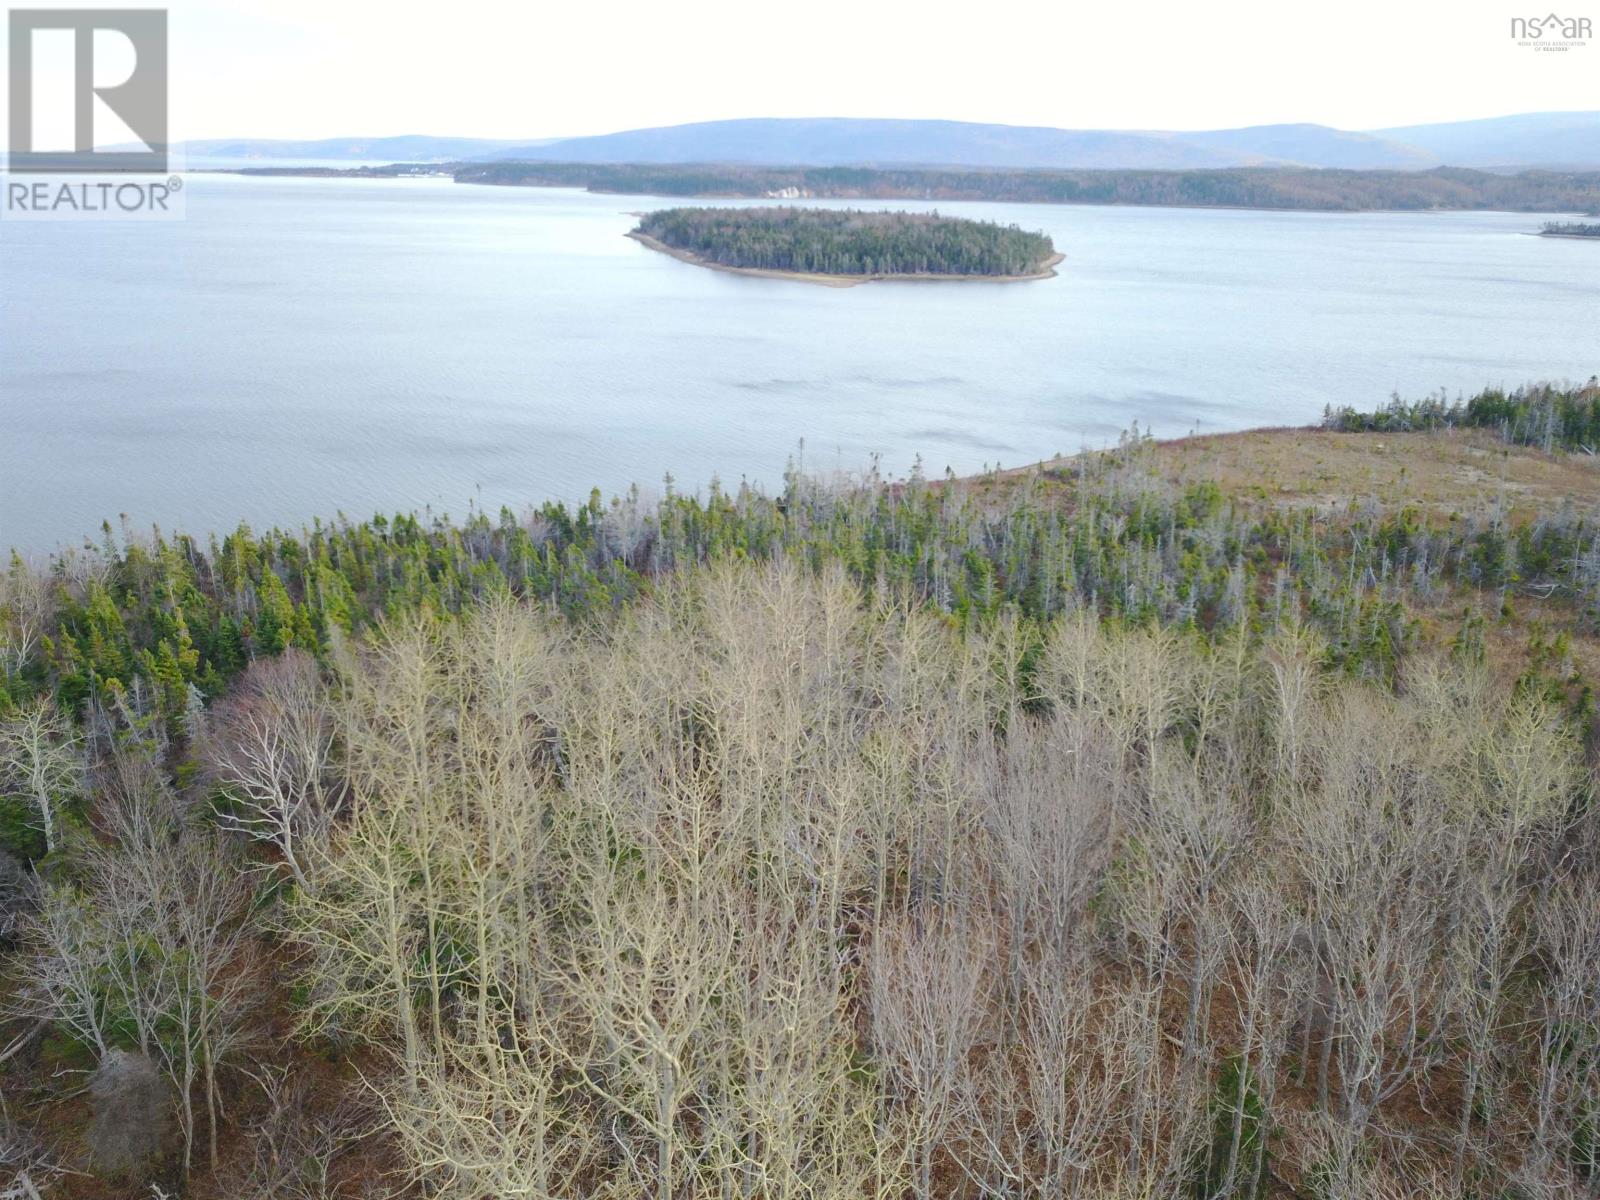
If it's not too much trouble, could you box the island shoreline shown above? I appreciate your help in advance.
[626,230,1064,286]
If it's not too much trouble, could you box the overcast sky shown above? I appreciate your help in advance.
[4,0,1597,143]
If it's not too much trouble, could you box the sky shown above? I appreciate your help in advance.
[3,0,1597,144]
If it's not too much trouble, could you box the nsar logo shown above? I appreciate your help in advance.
[1510,11,1592,49]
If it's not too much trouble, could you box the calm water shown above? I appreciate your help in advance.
[3,174,1597,551]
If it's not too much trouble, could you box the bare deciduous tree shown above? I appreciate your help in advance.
[273,561,1599,1200]
[14,746,259,1175]
[204,648,336,883]
[869,906,993,1200]
[0,555,54,680]
[0,700,83,855]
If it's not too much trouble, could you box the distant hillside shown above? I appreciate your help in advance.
[481,118,1253,169]
[479,117,1450,170]
[1373,111,1600,169]
[457,161,1600,214]
[164,134,559,162]
[1180,123,1437,169]
[170,110,1600,172]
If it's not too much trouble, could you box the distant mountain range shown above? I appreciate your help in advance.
[474,118,1441,171]
[170,135,562,161]
[165,112,1600,171]
[1371,112,1600,169]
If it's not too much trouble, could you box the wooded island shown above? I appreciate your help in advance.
[630,206,1061,284]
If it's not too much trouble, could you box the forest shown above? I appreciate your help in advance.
[2,380,1600,1199]
[450,161,1600,213]
[1540,221,1600,237]
[1324,379,1600,451]
[632,207,1057,277]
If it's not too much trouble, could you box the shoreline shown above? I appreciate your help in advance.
[217,170,1597,219]
[8,420,1595,556]
[468,178,1598,218]
[11,422,1594,556]
[626,231,1065,286]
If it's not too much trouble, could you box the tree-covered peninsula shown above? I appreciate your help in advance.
[630,206,1061,282]
[452,160,1600,213]
[1540,220,1600,237]
[244,161,1600,214]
